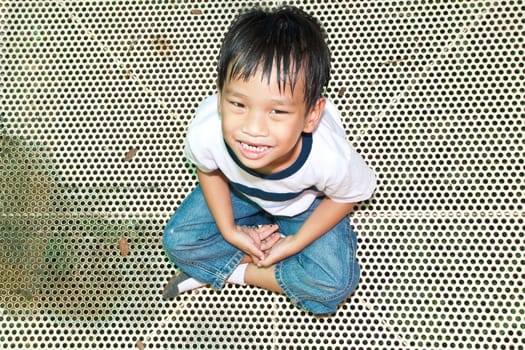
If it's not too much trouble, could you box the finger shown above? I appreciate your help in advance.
[257,256,274,268]
[256,247,277,267]
[256,224,279,240]
[258,237,290,267]
[258,248,285,267]
[246,245,265,261]
[260,233,282,251]
[249,254,260,265]
[248,231,262,249]
[241,227,263,248]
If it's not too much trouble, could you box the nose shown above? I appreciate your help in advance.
[242,110,268,137]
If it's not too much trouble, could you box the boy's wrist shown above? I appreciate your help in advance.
[219,223,238,241]
[287,233,305,253]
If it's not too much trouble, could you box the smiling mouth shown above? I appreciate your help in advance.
[238,141,271,159]
[240,142,269,152]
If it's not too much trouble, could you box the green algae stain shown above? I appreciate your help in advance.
[0,135,139,321]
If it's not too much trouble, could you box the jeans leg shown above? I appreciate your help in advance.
[162,185,270,289]
[274,199,360,315]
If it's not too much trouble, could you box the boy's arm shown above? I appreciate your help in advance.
[257,197,355,267]
[196,168,270,262]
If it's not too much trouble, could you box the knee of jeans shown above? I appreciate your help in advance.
[162,220,187,254]
[313,259,360,298]
[162,226,196,266]
[162,224,176,252]
[163,216,213,260]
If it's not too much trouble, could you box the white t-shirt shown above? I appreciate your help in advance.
[185,94,376,216]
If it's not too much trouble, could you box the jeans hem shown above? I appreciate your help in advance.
[209,249,246,289]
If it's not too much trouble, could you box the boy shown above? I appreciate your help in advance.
[162,5,376,315]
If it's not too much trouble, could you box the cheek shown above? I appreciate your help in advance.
[221,117,237,138]
[272,126,301,146]
[284,120,307,136]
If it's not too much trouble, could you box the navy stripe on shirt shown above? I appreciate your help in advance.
[229,181,320,202]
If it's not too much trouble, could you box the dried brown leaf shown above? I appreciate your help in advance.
[119,236,130,256]
[124,147,138,161]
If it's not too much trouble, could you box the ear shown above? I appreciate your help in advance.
[303,97,326,133]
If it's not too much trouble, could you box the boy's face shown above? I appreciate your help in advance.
[218,67,325,175]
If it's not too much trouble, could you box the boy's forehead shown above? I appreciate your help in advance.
[224,61,307,98]
[224,73,306,107]
[224,85,297,106]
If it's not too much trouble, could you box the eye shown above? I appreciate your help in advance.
[229,101,245,109]
[270,109,288,115]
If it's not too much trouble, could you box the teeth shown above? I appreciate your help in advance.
[241,142,268,152]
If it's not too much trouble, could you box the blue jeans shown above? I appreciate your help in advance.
[162,185,360,315]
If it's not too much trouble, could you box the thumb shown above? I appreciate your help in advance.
[260,233,282,251]
[245,244,265,261]
[257,250,279,267]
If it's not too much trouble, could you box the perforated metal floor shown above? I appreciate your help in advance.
[1,1,523,349]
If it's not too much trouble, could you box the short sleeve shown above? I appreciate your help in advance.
[183,95,221,173]
[325,155,376,203]
[322,147,377,204]
[311,103,377,203]
[184,136,217,173]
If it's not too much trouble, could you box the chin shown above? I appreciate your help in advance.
[240,158,266,170]
[238,157,272,173]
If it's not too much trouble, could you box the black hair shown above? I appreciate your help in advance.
[217,6,331,112]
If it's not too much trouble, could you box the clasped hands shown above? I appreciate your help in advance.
[225,224,299,268]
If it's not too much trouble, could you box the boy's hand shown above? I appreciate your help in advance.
[225,224,280,264]
[253,224,282,252]
[256,235,300,268]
